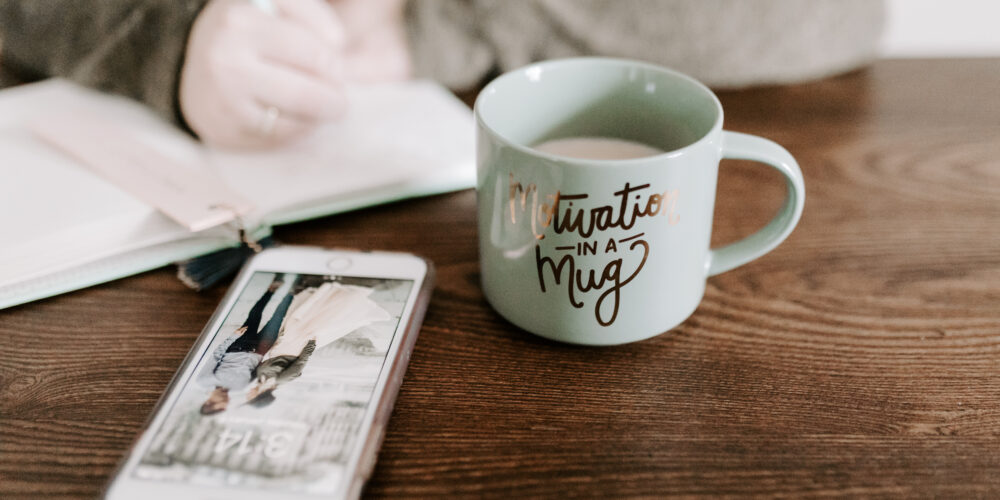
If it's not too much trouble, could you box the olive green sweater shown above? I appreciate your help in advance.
[0,0,884,127]
[0,0,208,125]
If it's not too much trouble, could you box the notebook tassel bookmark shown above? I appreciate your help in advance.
[176,226,274,291]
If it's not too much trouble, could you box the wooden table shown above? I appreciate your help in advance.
[2,59,999,498]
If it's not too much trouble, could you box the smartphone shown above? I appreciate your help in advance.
[104,246,433,500]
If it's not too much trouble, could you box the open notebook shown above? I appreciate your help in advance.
[0,79,475,310]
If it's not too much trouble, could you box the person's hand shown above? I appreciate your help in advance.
[246,376,277,402]
[328,0,412,83]
[180,0,347,149]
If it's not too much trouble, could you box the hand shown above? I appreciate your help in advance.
[328,0,412,83]
[180,0,347,149]
[247,376,277,402]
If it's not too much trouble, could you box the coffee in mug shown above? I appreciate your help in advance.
[533,137,663,160]
[475,58,805,345]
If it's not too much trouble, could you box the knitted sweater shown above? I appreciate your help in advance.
[0,0,884,127]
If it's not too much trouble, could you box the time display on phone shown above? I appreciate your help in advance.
[214,426,298,460]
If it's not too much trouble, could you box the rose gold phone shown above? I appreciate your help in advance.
[104,246,433,500]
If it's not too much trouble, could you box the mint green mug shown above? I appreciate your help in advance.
[475,58,805,345]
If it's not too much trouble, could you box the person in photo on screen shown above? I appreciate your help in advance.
[0,0,884,149]
[198,274,293,415]
[244,279,391,405]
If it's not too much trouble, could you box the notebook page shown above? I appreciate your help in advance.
[0,82,206,290]
[17,79,474,228]
[0,78,474,303]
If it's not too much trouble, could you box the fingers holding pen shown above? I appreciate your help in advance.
[250,18,344,83]
[180,0,349,149]
[246,57,346,122]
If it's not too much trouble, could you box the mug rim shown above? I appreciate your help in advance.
[473,57,725,167]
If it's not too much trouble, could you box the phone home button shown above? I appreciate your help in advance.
[327,257,352,271]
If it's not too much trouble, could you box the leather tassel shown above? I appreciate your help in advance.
[176,236,275,291]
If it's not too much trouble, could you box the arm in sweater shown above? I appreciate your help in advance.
[0,0,208,124]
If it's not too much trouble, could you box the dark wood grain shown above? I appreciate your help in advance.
[2,59,999,499]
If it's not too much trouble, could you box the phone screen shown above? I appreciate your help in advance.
[132,271,414,494]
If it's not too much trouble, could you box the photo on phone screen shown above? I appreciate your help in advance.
[132,271,414,494]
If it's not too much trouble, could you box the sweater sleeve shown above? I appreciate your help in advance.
[276,339,316,384]
[216,333,240,359]
[404,0,884,90]
[0,0,209,125]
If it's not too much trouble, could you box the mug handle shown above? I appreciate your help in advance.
[707,131,806,276]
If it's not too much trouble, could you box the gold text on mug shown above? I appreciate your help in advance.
[508,174,680,326]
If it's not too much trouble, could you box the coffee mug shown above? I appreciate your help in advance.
[475,58,805,345]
